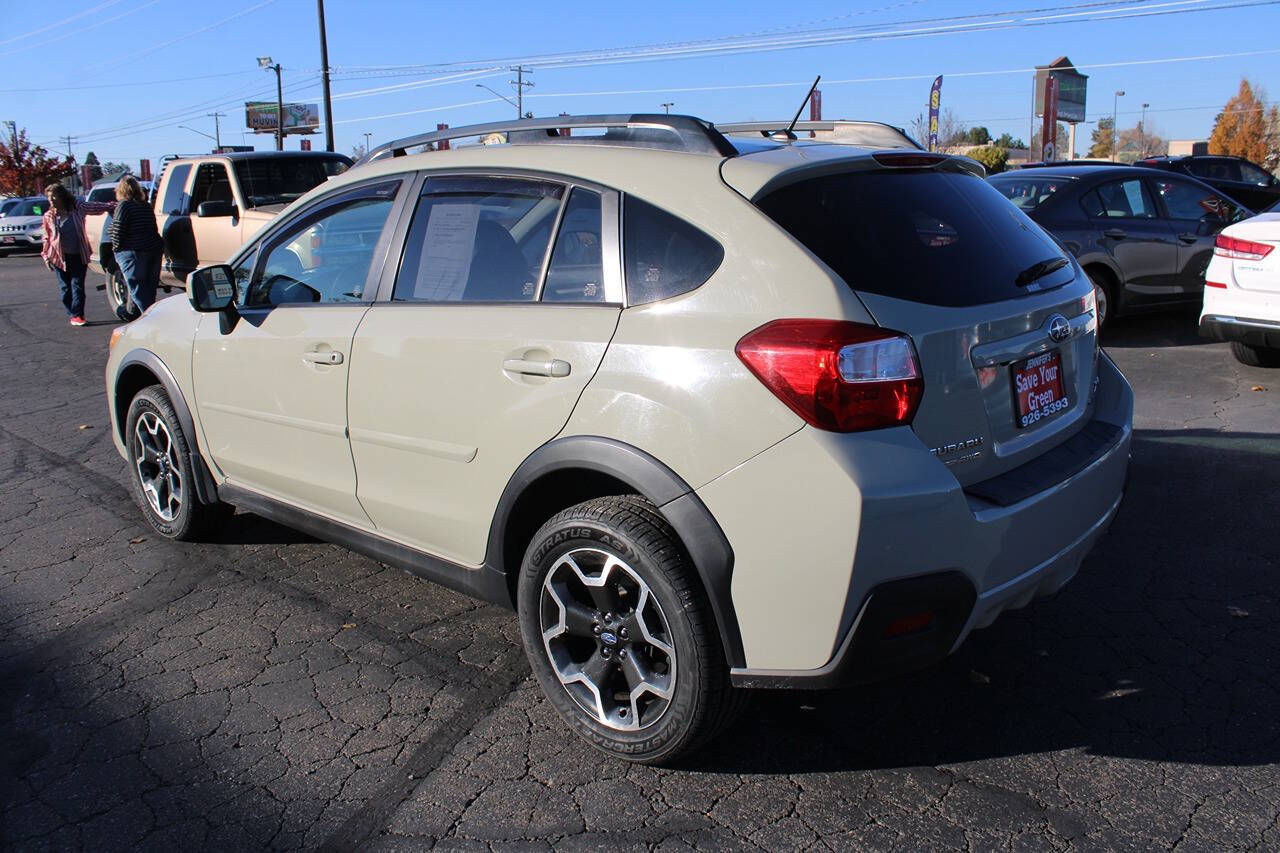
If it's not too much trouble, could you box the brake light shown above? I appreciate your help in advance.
[1214,234,1274,261]
[871,152,946,168]
[735,319,923,432]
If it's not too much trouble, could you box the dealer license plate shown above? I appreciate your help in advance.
[1012,350,1069,428]
[2,236,14,244]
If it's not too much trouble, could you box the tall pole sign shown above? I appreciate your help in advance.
[1041,75,1059,162]
[927,76,943,151]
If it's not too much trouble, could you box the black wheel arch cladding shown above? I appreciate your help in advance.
[487,436,745,669]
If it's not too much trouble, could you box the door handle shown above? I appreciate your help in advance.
[503,358,571,378]
[1177,232,1199,244]
[1103,228,1127,240]
[302,349,344,365]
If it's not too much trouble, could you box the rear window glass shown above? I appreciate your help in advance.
[624,197,723,305]
[988,175,1070,213]
[756,170,1072,307]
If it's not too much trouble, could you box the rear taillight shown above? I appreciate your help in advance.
[735,319,923,432]
[1214,234,1274,261]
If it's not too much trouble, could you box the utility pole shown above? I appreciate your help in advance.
[259,57,284,151]
[1140,102,1149,156]
[510,66,533,119]
[660,102,674,114]
[317,0,335,152]
[207,112,225,149]
[63,135,78,193]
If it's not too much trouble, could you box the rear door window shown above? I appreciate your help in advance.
[543,188,607,303]
[1151,177,1244,224]
[623,196,723,305]
[159,164,192,215]
[395,176,564,303]
[1089,179,1157,219]
[756,169,1072,307]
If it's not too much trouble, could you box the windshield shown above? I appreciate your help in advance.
[9,199,48,217]
[757,169,1073,307]
[233,156,351,208]
[988,174,1072,213]
[87,187,117,203]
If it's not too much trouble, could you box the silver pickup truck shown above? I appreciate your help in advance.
[85,151,351,314]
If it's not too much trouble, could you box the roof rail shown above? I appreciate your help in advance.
[716,120,922,151]
[360,114,738,164]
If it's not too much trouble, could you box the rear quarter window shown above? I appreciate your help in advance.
[757,170,1073,307]
[623,197,723,305]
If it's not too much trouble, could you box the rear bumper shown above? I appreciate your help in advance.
[1199,314,1280,350]
[712,354,1133,688]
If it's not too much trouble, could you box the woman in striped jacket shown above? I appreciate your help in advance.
[110,176,165,321]
[40,183,94,327]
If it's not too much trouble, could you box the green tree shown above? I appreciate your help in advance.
[0,128,73,197]
[1088,117,1115,159]
[994,132,1025,149]
[965,126,991,145]
[84,151,103,183]
[968,145,1009,174]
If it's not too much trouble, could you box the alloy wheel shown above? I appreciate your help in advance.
[133,411,182,522]
[539,547,676,731]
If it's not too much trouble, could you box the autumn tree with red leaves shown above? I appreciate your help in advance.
[0,128,74,197]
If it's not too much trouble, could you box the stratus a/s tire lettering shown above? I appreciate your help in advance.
[517,495,745,764]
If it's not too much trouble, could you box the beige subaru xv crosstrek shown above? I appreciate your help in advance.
[105,115,1133,763]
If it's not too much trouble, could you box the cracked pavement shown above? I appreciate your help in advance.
[1,254,1277,850]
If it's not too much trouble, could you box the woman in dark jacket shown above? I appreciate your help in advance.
[40,183,94,327]
[110,176,165,320]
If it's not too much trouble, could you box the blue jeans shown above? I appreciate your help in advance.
[55,254,87,318]
[116,249,162,315]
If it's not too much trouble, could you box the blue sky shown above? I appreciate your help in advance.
[3,0,1278,168]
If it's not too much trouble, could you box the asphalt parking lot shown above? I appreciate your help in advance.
[1,252,1277,851]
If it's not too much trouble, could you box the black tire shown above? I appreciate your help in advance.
[105,269,133,319]
[517,495,745,764]
[1230,340,1280,368]
[124,385,228,541]
[1086,268,1116,329]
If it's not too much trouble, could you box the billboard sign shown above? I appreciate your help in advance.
[1035,57,1087,123]
[927,76,943,152]
[245,101,320,135]
[1041,76,1059,162]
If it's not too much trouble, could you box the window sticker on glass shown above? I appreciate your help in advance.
[415,203,481,301]
[210,267,233,300]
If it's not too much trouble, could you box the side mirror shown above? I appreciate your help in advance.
[188,264,236,312]
[197,200,237,218]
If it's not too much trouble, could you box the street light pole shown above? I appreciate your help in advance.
[363,132,372,154]
[259,57,284,151]
[1140,102,1149,156]
[316,0,335,152]
[661,102,674,114]
[1112,90,1124,162]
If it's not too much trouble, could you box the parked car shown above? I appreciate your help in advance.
[1138,155,1280,213]
[85,151,351,315]
[0,196,48,256]
[0,197,26,218]
[1200,210,1280,366]
[105,114,1132,763]
[988,164,1252,326]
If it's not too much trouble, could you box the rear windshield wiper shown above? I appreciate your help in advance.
[1015,256,1069,288]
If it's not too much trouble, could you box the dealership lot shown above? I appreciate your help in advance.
[1,254,1277,849]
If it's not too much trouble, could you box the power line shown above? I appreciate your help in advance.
[0,0,125,47]
[0,0,163,58]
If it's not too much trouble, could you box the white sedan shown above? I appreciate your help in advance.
[1201,211,1280,367]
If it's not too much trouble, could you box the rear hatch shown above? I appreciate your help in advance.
[748,157,1098,486]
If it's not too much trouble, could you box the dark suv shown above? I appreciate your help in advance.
[1138,155,1280,212]
[989,165,1251,326]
